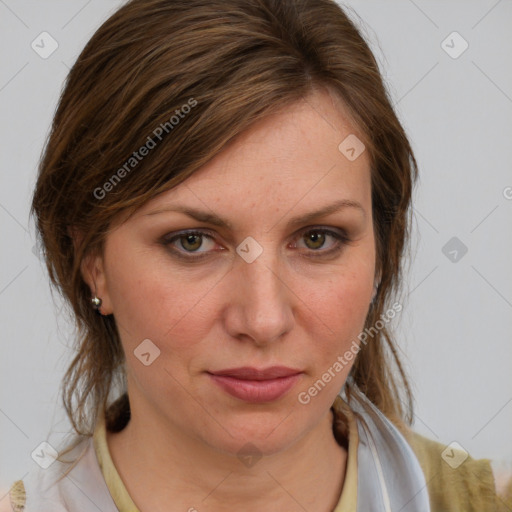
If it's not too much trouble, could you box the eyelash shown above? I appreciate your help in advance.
[160,227,351,262]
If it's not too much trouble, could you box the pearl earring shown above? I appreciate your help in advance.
[91,296,102,309]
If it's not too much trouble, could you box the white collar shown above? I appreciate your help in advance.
[342,381,431,512]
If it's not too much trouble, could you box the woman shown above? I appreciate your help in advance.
[4,0,511,510]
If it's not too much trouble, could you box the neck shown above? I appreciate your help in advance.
[107,397,348,512]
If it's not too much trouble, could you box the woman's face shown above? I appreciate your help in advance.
[88,88,376,456]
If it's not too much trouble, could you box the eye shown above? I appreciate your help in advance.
[292,228,350,257]
[162,230,218,260]
[161,227,350,261]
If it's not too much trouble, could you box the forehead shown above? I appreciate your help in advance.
[136,88,371,221]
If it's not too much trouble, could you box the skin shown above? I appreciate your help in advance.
[82,87,377,512]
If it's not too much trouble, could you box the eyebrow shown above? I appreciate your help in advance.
[143,199,365,230]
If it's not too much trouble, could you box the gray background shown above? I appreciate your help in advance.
[1,0,511,494]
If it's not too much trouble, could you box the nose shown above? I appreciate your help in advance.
[222,245,295,346]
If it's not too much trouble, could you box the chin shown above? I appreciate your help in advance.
[199,408,316,459]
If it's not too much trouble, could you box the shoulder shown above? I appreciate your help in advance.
[2,438,90,512]
[405,429,499,511]
[2,435,118,512]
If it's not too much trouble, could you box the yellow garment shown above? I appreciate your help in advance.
[93,410,140,511]
[8,396,512,511]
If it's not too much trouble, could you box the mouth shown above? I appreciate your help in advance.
[207,366,303,403]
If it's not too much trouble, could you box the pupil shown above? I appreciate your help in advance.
[307,231,324,249]
[183,234,201,251]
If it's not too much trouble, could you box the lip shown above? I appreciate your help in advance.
[208,366,303,403]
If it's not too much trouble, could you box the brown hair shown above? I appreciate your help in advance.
[30,0,417,449]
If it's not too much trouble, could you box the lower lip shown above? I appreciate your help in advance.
[209,373,301,403]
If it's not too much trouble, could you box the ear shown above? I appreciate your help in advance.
[80,250,113,315]
[68,226,113,315]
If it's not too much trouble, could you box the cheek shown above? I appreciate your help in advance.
[293,267,373,405]
[333,274,372,330]
[298,266,372,337]
[105,247,218,354]
[292,261,374,390]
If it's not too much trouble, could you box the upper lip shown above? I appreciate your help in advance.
[209,366,302,380]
